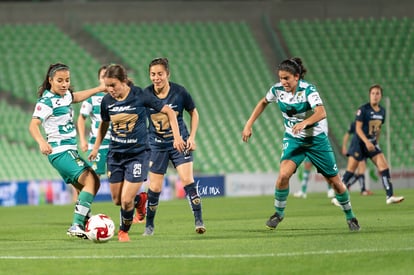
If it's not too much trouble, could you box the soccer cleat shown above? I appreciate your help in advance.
[347,217,360,231]
[67,224,88,239]
[133,192,147,224]
[327,189,335,198]
[293,190,307,199]
[361,190,374,196]
[266,212,283,230]
[195,220,206,234]
[331,198,341,207]
[386,196,404,205]
[118,230,130,242]
[142,226,154,236]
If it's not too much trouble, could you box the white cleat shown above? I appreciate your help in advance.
[327,189,335,198]
[386,196,404,205]
[293,190,307,199]
[331,198,341,207]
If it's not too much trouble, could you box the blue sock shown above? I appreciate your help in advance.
[380,169,393,197]
[146,189,160,227]
[119,208,134,232]
[184,182,203,221]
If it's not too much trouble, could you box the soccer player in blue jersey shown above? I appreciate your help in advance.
[342,85,404,204]
[341,120,372,195]
[29,63,104,238]
[142,57,205,236]
[242,57,360,231]
[88,64,185,242]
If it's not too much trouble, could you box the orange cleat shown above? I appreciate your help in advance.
[118,230,130,242]
[361,190,374,196]
[133,192,147,224]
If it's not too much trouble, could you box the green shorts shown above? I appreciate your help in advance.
[48,150,91,184]
[281,133,339,177]
[87,148,108,175]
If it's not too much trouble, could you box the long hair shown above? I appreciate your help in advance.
[37,63,72,98]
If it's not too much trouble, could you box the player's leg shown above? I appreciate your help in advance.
[371,153,404,204]
[308,135,359,231]
[342,156,360,189]
[50,150,100,238]
[143,172,164,235]
[266,136,303,230]
[143,151,169,235]
[357,160,372,195]
[294,158,311,198]
[266,159,296,229]
[118,180,143,241]
[177,161,206,234]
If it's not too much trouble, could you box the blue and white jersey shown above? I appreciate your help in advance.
[265,79,327,138]
[100,85,165,154]
[354,103,385,143]
[32,90,77,154]
[79,92,111,150]
[144,82,194,151]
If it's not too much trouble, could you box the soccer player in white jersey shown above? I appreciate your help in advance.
[242,57,360,231]
[78,65,111,177]
[29,63,104,238]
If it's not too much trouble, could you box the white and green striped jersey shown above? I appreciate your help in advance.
[79,92,111,150]
[265,79,328,138]
[32,90,77,154]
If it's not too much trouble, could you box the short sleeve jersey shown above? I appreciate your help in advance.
[354,103,385,142]
[346,121,356,135]
[100,85,165,153]
[32,90,77,154]
[265,79,327,138]
[80,92,111,149]
[144,82,195,151]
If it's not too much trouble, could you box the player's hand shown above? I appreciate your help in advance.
[80,141,88,152]
[39,141,52,155]
[186,137,197,151]
[88,149,98,161]
[365,141,375,152]
[292,121,307,135]
[242,126,252,142]
[173,136,186,153]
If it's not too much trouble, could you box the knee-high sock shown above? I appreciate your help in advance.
[335,190,355,220]
[146,189,160,227]
[73,191,94,227]
[119,208,134,232]
[184,182,203,221]
[380,169,393,197]
[274,187,289,218]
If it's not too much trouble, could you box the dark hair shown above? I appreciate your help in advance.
[278,57,307,79]
[37,63,72,98]
[369,84,383,96]
[149,57,170,74]
[103,64,134,86]
[98,64,108,79]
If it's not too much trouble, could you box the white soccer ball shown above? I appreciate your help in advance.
[85,214,115,243]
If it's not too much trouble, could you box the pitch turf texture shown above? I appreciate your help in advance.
[1,189,413,274]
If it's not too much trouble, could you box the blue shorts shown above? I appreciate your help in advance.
[107,150,149,183]
[347,139,380,161]
[149,148,193,174]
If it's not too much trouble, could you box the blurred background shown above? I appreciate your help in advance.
[0,0,413,205]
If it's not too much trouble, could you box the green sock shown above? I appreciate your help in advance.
[335,190,355,220]
[73,191,94,227]
[274,187,289,218]
[301,170,310,193]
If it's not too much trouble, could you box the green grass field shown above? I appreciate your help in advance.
[0,189,413,274]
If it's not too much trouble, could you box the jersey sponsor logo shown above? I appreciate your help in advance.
[111,105,136,112]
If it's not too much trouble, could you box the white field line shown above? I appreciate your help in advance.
[1,247,414,260]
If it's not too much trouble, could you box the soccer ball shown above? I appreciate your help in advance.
[85,214,115,243]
